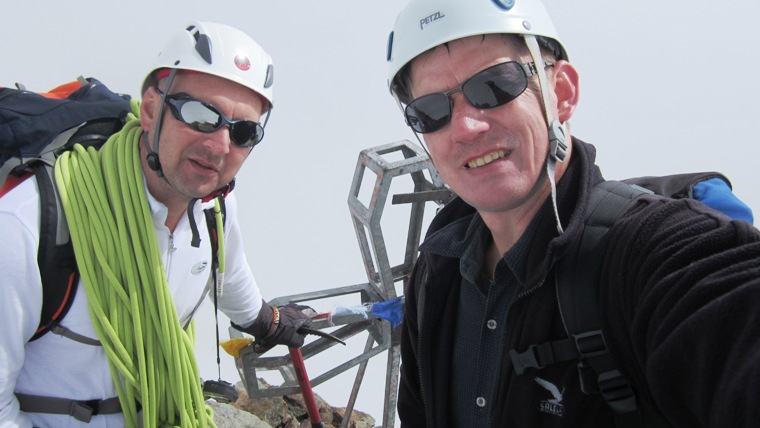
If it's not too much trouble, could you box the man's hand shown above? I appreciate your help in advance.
[260,302,315,348]
[233,300,315,349]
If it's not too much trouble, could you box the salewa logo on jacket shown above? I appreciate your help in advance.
[535,377,565,417]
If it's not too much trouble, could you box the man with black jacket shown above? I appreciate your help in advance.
[385,0,760,426]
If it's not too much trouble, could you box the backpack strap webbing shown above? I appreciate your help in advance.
[15,393,123,423]
[555,181,652,428]
[30,162,80,341]
[510,181,652,427]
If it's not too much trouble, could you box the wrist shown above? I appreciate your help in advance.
[265,306,280,338]
[232,299,275,340]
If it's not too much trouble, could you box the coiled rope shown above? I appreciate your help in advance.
[54,99,215,427]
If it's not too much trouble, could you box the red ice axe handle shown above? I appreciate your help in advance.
[289,347,324,428]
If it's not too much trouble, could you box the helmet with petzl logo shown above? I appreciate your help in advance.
[141,21,274,109]
[386,0,567,98]
[386,0,572,236]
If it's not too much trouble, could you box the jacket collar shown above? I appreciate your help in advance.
[421,138,605,284]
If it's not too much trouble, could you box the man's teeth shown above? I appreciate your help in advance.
[467,150,507,169]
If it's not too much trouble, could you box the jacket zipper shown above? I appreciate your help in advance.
[166,233,176,279]
[516,268,550,301]
[416,264,434,428]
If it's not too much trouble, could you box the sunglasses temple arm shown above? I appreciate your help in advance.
[391,91,433,157]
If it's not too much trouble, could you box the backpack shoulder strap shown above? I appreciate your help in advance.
[555,181,650,422]
[511,173,745,427]
[510,181,652,427]
[30,163,80,341]
[557,181,651,333]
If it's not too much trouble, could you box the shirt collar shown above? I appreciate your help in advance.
[420,202,548,286]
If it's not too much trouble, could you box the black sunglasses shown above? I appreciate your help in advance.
[403,60,554,134]
[160,91,265,148]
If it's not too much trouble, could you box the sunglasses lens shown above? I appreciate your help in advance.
[166,94,265,148]
[404,62,529,134]
[405,93,451,134]
[178,100,222,132]
[463,62,527,109]
[229,121,263,148]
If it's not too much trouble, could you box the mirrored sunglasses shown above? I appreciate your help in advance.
[404,60,554,134]
[162,92,265,148]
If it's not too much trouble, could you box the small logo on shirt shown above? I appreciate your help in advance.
[191,261,208,275]
[535,377,565,417]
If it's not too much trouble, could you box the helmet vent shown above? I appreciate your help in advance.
[492,0,516,11]
[194,34,213,65]
[264,64,274,88]
[386,31,394,62]
[185,25,213,64]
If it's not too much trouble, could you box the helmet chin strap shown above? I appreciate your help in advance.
[524,34,567,235]
[141,63,209,248]
[143,63,181,178]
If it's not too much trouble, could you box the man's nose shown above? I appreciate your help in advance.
[449,92,490,138]
[204,127,232,154]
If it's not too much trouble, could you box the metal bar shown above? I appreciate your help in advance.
[382,330,402,427]
[391,188,455,205]
[308,337,390,388]
[231,140,448,428]
[340,334,375,428]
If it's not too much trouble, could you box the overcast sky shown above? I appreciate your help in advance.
[5,1,759,426]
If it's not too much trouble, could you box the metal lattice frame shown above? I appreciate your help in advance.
[231,140,452,428]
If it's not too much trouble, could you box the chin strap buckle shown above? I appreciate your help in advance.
[549,120,568,163]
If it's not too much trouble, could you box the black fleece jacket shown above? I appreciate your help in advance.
[397,138,760,428]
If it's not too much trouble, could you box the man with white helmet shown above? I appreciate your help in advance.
[386,0,760,427]
[0,22,311,427]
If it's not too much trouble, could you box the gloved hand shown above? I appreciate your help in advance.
[232,300,315,348]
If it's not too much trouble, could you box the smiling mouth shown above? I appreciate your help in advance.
[465,149,508,169]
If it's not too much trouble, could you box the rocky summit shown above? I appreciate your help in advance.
[208,381,376,428]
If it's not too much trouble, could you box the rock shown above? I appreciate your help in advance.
[208,400,272,428]
[222,380,376,428]
[331,407,376,428]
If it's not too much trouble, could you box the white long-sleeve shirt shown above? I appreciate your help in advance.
[0,174,263,428]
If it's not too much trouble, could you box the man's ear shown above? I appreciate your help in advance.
[552,60,580,123]
[140,86,160,131]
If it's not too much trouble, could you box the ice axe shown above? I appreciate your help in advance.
[298,326,346,345]
[289,346,324,428]
[284,325,343,427]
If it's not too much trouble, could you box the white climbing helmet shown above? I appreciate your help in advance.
[386,0,567,94]
[141,21,274,108]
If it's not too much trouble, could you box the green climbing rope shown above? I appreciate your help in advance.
[54,99,216,427]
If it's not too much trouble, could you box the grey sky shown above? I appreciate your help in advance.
[5,1,759,425]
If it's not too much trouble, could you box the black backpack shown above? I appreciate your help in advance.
[509,172,753,428]
[1,77,230,343]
